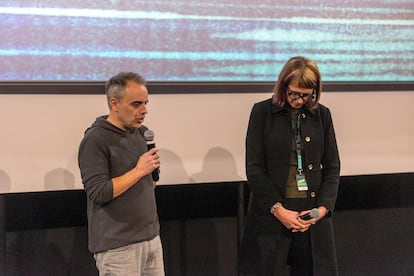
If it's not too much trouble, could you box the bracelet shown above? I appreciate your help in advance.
[270,202,282,214]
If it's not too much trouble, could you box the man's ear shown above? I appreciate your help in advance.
[109,97,118,112]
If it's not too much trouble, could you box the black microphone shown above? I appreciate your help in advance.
[143,129,160,181]
[299,208,319,220]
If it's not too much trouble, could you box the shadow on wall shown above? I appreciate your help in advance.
[44,168,76,191]
[158,148,189,184]
[0,169,11,193]
[186,147,241,275]
[189,147,242,183]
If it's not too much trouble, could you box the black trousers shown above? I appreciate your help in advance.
[283,198,313,276]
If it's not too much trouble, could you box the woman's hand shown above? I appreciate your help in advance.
[295,206,328,232]
[274,205,328,232]
[273,205,308,232]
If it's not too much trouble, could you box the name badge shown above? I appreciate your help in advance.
[296,173,308,191]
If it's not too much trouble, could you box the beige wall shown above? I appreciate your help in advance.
[1,91,413,193]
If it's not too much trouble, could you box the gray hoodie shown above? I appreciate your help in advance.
[78,115,159,253]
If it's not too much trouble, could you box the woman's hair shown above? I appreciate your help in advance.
[105,72,146,102]
[272,56,321,110]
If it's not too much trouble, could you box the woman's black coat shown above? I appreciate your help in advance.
[239,98,340,275]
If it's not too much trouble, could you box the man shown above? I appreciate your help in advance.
[78,72,164,275]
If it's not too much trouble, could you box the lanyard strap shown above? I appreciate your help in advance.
[291,113,303,175]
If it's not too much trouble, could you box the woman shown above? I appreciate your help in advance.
[239,56,340,275]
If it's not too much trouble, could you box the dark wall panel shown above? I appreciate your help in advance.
[2,173,414,275]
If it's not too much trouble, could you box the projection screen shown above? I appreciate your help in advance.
[1,0,413,81]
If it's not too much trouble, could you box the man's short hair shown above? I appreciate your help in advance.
[105,72,146,101]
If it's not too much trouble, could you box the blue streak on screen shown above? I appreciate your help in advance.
[0,0,413,81]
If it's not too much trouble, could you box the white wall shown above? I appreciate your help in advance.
[0,91,413,193]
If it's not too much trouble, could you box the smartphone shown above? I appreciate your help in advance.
[299,208,319,220]
[299,212,312,220]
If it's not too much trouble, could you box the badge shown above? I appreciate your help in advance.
[296,173,308,191]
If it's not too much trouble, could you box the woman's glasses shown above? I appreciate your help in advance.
[287,88,315,101]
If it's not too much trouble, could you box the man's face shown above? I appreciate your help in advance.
[110,81,149,129]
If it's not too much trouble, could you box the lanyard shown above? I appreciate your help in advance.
[291,112,303,175]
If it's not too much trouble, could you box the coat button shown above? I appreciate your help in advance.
[308,164,313,170]
[310,192,316,198]
[305,136,311,142]
[302,113,307,118]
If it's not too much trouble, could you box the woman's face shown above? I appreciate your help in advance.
[286,84,314,109]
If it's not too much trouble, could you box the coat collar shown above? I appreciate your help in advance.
[270,97,318,116]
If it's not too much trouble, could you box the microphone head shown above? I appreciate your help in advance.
[143,129,155,141]
[310,208,320,218]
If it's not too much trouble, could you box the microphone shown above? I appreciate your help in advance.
[299,208,319,220]
[143,129,160,181]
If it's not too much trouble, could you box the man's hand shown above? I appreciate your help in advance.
[112,148,160,198]
[135,148,160,176]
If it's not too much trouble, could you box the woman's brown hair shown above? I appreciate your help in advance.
[272,56,321,110]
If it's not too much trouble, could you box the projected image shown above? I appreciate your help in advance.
[0,0,413,81]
